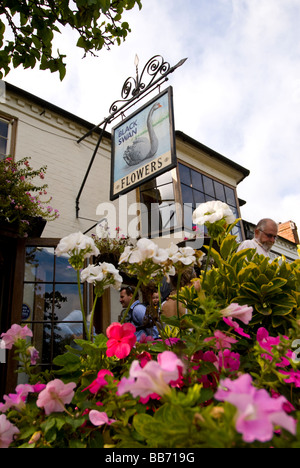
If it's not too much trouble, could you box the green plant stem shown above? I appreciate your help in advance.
[202,236,213,288]
[88,294,99,342]
[121,278,143,324]
[77,269,89,338]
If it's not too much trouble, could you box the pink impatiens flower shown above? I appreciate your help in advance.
[0,324,33,349]
[0,414,19,448]
[215,374,296,443]
[106,322,136,359]
[83,369,113,394]
[36,379,76,415]
[117,351,184,402]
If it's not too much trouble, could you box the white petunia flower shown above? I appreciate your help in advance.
[192,201,235,226]
[55,232,100,258]
[80,264,104,283]
[167,243,196,266]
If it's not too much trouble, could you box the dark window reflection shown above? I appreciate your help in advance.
[25,247,54,282]
[22,246,86,367]
[181,184,194,206]
[214,181,226,202]
[202,175,215,198]
[178,163,242,241]
[224,185,236,207]
[178,163,191,186]
[191,170,203,191]
[140,169,177,237]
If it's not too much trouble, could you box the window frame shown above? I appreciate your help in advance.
[177,160,244,240]
[21,238,93,369]
[138,167,183,238]
[138,160,245,240]
[0,111,17,160]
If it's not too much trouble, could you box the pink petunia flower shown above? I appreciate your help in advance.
[0,383,46,413]
[223,317,250,338]
[89,410,116,427]
[280,370,300,388]
[215,374,296,443]
[32,383,46,393]
[139,334,154,343]
[0,324,33,349]
[106,322,137,359]
[204,330,238,350]
[0,414,19,448]
[257,327,280,352]
[117,351,184,402]
[0,384,33,413]
[36,379,76,415]
[83,369,113,394]
[221,303,253,324]
[218,349,240,372]
[27,346,39,365]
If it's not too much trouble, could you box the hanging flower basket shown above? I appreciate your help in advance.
[0,156,59,237]
[0,216,47,239]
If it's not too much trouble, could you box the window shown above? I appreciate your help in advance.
[139,163,243,241]
[139,169,180,238]
[178,163,242,241]
[0,115,16,160]
[22,245,89,368]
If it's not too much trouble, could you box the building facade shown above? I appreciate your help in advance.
[1,81,251,395]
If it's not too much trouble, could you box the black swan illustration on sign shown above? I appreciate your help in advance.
[123,102,162,166]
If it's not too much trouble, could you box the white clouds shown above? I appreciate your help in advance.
[4,0,300,232]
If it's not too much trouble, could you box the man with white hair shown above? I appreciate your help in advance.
[237,218,278,258]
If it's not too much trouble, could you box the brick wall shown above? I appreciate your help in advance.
[278,221,299,244]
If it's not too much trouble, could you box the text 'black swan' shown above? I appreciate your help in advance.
[123,102,162,166]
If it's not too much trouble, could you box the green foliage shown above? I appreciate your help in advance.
[0,0,142,80]
[201,234,300,334]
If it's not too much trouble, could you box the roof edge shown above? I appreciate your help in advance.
[175,130,250,183]
[5,81,112,140]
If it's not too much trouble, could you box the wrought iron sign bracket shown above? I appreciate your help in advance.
[75,55,187,218]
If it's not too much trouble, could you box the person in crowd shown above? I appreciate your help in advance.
[161,267,196,318]
[119,286,158,340]
[237,218,278,258]
[152,289,160,308]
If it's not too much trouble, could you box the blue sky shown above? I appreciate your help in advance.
[4,0,300,235]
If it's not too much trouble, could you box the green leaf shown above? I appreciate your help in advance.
[69,439,87,448]
[220,235,238,260]
[53,352,81,375]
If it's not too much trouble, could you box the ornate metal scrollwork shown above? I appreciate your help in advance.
[109,55,173,115]
[76,54,187,217]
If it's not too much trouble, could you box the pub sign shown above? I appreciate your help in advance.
[110,86,177,200]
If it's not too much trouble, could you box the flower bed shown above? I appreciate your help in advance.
[0,201,300,448]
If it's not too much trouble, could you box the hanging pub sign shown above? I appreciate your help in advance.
[110,86,177,200]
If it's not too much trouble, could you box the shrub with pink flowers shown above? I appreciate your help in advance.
[0,156,59,236]
[1,201,300,448]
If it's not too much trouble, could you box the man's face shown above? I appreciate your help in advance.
[255,222,278,251]
[120,290,132,308]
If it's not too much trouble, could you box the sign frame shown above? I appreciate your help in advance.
[110,86,177,201]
